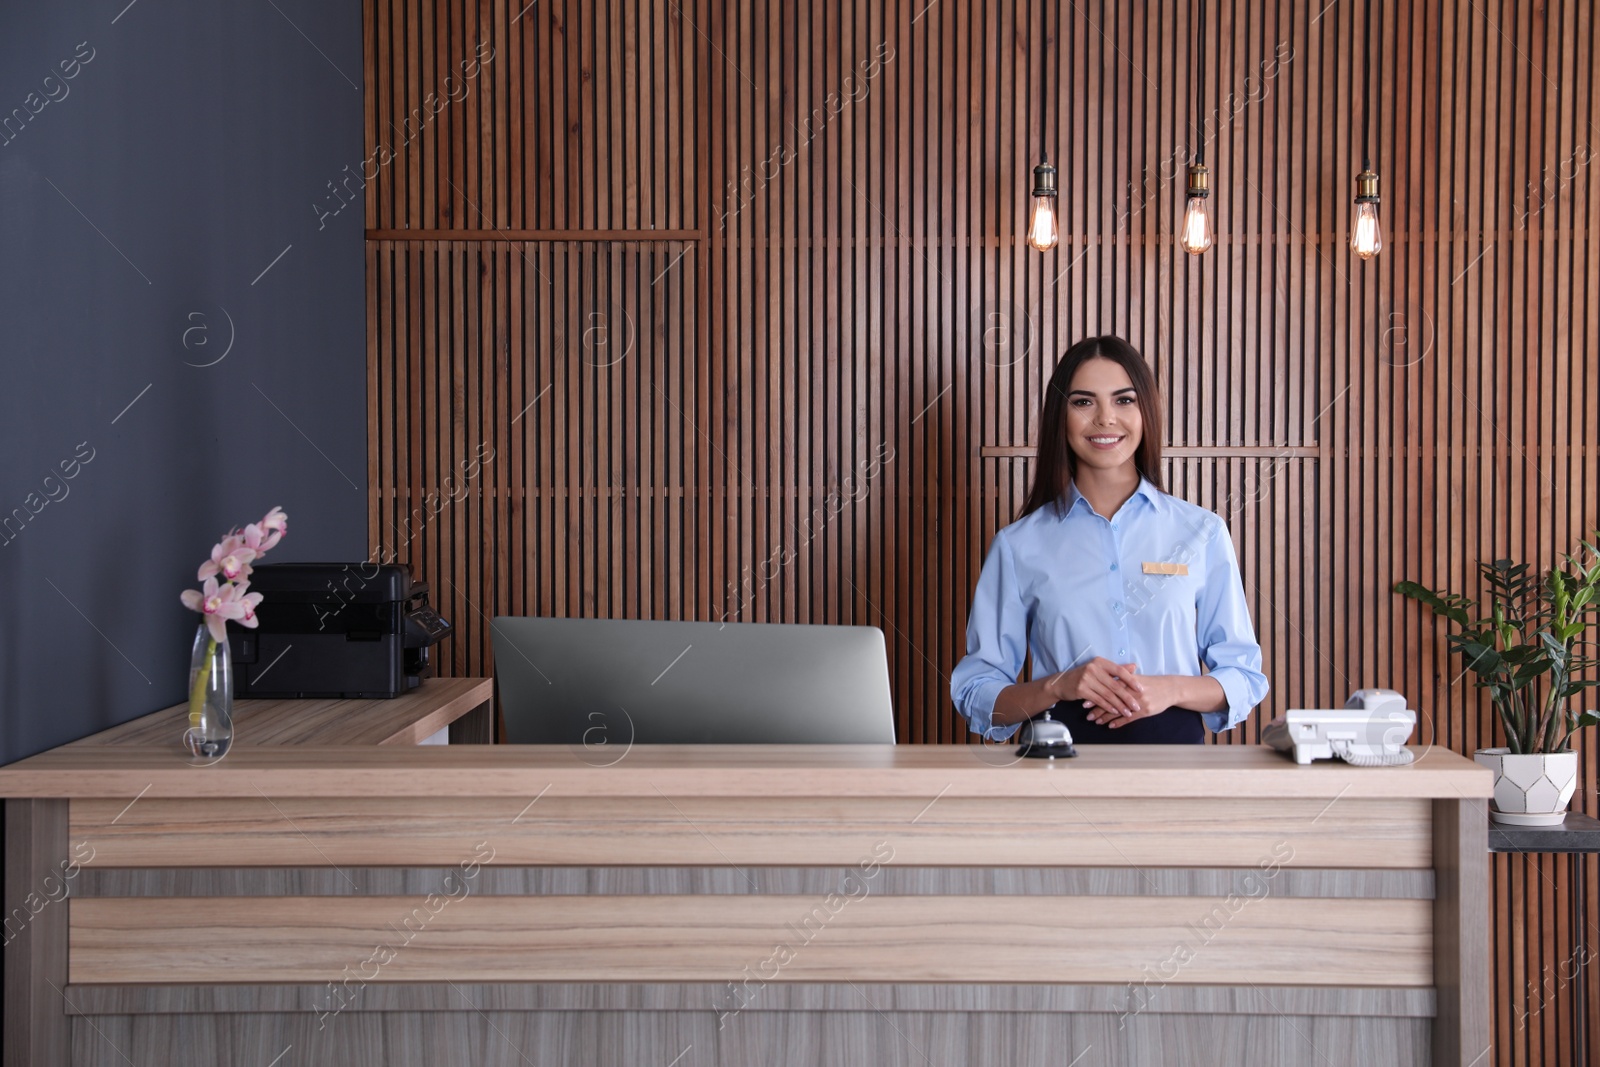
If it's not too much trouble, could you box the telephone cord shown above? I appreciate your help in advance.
[1331,741,1415,767]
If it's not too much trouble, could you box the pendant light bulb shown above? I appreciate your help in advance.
[1028,159,1059,252]
[1180,164,1213,256]
[1351,170,1382,260]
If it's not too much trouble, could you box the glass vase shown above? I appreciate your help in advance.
[185,623,234,764]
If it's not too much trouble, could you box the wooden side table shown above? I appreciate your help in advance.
[63,676,496,747]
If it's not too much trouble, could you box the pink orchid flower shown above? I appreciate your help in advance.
[255,506,288,552]
[236,587,264,626]
[241,522,275,556]
[182,509,286,646]
[180,577,249,644]
[197,535,257,582]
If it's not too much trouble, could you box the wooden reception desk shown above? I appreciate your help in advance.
[2,702,1491,1067]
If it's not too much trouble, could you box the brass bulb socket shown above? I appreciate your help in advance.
[1355,169,1380,203]
[1031,160,1058,199]
[1185,163,1210,199]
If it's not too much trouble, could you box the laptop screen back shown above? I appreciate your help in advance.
[491,617,897,745]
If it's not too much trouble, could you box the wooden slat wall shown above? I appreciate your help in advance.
[363,2,1599,1063]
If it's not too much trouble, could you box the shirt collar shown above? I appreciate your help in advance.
[1057,477,1163,520]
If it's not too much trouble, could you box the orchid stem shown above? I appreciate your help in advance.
[188,636,217,728]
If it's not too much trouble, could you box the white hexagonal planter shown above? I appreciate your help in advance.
[1474,748,1579,826]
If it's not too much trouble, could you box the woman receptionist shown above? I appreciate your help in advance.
[950,335,1269,744]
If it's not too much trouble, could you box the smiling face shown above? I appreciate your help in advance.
[1064,356,1144,475]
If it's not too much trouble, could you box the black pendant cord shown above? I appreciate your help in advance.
[1045,2,1055,168]
[1043,3,1050,165]
[1361,0,1373,172]
[1194,0,1206,167]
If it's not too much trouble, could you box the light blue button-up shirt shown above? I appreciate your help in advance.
[950,478,1269,739]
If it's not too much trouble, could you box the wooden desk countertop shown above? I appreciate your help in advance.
[64,677,493,749]
[0,740,1490,800]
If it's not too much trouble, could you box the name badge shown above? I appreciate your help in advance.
[1142,562,1188,576]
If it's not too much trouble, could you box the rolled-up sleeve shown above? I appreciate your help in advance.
[950,531,1030,740]
[1195,516,1270,733]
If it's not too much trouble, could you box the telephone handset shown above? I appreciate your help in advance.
[1262,689,1417,766]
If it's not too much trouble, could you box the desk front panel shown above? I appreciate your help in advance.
[64,792,1437,992]
[70,891,1432,987]
[69,794,1432,868]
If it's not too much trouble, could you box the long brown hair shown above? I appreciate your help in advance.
[1017,335,1164,520]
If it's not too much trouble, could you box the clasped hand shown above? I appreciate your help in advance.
[1048,658,1182,727]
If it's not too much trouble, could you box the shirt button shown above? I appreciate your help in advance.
[1118,648,1127,656]
[1110,563,1118,571]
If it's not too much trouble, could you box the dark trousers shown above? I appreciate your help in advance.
[1047,699,1206,745]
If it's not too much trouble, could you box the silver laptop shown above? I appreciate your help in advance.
[491,617,896,744]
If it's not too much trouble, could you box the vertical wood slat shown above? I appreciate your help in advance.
[361,1,1599,1062]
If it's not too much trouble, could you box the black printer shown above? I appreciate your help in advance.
[231,563,452,699]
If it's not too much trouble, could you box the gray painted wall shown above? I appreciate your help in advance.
[0,1,366,765]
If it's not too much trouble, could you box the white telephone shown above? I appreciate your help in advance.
[1262,689,1417,766]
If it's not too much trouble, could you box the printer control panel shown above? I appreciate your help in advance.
[405,602,452,647]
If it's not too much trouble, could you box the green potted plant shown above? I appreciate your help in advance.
[1394,534,1600,825]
